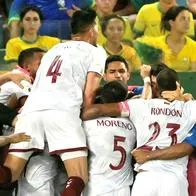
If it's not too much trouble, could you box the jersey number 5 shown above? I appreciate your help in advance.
[46,56,62,83]
[109,136,126,170]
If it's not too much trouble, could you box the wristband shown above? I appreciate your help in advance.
[143,77,151,84]
[118,101,130,117]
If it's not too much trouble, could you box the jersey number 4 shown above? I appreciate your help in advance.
[46,56,62,83]
[109,136,126,170]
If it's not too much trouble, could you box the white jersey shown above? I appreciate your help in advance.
[121,99,196,173]
[22,41,105,114]
[83,117,136,195]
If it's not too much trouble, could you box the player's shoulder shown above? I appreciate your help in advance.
[61,40,96,51]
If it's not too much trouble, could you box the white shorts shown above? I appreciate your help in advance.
[9,110,87,160]
[83,186,131,196]
[131,171,188,196]
[18,153,58,196]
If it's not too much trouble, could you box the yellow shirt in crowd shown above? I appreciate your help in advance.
[96,16,134,46]
[4,36,60,62]
[133,2,195,38]
[137,35,196,71]
[103,43,141,71]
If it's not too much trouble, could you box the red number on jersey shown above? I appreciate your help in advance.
[109,136,126,170]
[139,122,180,150]
[148,122,160,142]
[138,122,160,151]
[167,123,180,145]
[46,56,62,83]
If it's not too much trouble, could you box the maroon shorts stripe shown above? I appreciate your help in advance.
[50,147,88,155]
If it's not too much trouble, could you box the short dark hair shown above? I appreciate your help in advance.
[99,80,128,103]
[150,63,169,77]
[101,14,125,37]
[18,47,45,68]
[157,68,179,94]
[71,8,96,35]
[20,5,44,22]
[105,55,129,73]
[161,6,189,32]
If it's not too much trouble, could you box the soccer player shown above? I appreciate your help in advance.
[132,127,196,196]
[0,9,105,196]
[103,55,143,98]
[81,68,196,196]
[83,80,136,196]
[0,48,45,107]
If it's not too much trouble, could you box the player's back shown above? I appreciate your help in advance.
[83,116,136,195]
[22,41,104,114]
[126,98,196,173]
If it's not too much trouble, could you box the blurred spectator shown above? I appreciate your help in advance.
[0,0,8,48]
[113,0,189,16]
[0,0,7,18]
[8,0,93,39]
[188,0,196,18]
[4,6,60,66]
[94,0,134,46]
[115,0,157,15]
[133,0,195,38]
[101,15,141,71]
[135,6,196,71]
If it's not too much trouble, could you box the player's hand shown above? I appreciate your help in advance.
[140,64,151,79]
[131,149,151,164]
[161,82,184,101]
[7,133,31,144]
[8,72,32,89]
[183,93,194,101]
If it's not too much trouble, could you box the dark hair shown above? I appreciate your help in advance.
[161,6,189,32]
[105,55,129,73]
[20,5,44,22]
[71,8,96,35]
[18,47,45,68]
[157,68,179,93]
[150,63,169,77]
[101,14,125,37]
[100,80,128,103]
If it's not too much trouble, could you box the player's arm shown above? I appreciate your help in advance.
[83,72,102,107]
[0,72,31,87]
[140,65,152,99]
[132,143,194,164]
[0,133,31,147]
[81,102,123,121]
